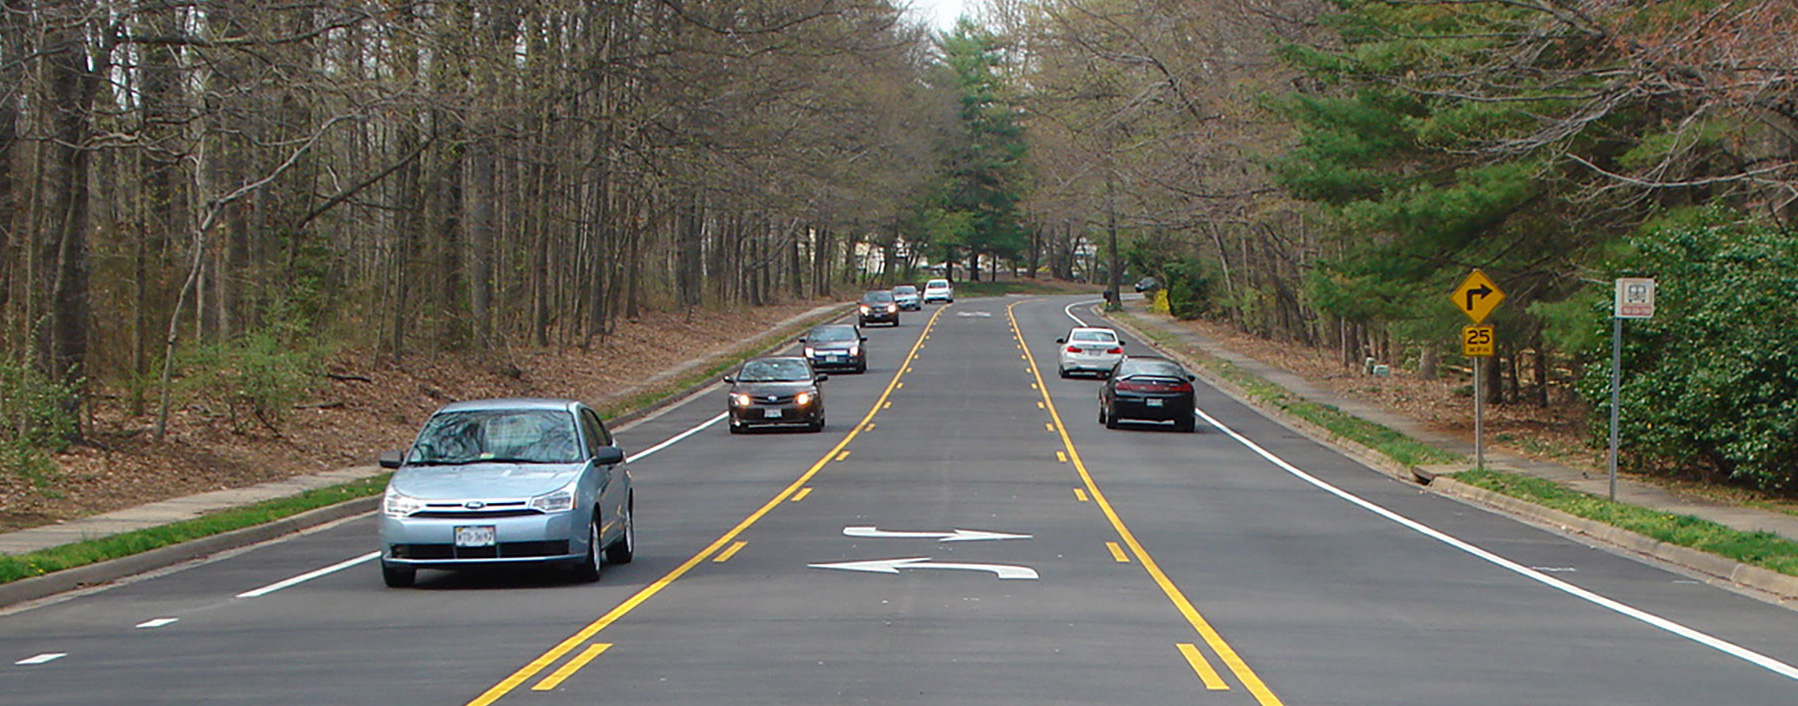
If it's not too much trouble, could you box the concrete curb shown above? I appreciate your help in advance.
[0,304,854,609]
[1432,478,1798,603]
[0,497,377,609]
[1099,305,1798,606]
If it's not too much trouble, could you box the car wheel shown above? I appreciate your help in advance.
[1176,415,1196,433]
[381,560,415,588]
[810,415,826,432]
[570,517,602,583]
[1058,367,1069,379]
[854,361,866,374]
[1104,406,1120,429]
[728,421,744,434]
[1098,405,1107,425]
[605,496,635,564]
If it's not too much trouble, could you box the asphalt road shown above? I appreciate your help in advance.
[4,294,1797,705]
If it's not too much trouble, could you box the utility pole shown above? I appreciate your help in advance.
[1104,174,1120,309]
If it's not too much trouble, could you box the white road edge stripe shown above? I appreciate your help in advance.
[15,652,67,665]
[238,411,727,598]
[1064,299,1102,327]
[1193,405,1798,681]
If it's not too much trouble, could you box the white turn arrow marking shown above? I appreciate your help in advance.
[809,557,1039,580]
[843,526,1032,543]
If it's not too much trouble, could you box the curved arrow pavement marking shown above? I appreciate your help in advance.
[809,557,1039,580]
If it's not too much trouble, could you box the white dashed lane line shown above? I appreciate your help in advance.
[15,652,67,665]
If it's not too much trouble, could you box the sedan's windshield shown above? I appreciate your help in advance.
[738,358,813,382]
[893,285,917,295]
[862,291,894,303]
[809,326,858,343]
[407,409,582,465]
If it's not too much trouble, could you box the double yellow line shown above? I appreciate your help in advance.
[1005,300,1286,706]
[465,306,948,705]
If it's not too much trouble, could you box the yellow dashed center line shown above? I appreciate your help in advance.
[1178,643,1230,691]
[530,644,612,692]
[1056,451,1068,463]
[1074,488,1089,502]
[1106,542,1130,563]
[1006,300,1284,706]
[835,450,851,462]
[790,488,813,502]
[713,541,748,563]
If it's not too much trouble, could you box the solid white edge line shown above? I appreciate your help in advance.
[246,411,728,598]
[236,551,380,598]
[1064,299,1103,327]
[1192,405,1798,681]
[626,411,727,463]
[15,652,67,665]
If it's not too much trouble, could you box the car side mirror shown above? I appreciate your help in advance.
[722,375,735,384]
[815,374,829,383]
[379,450,404,469]
[860,336,868,342]
[1119,341,1126,345]
[1056,337,1066,343]
[1187,373,1197,381]
[593,446,626,465]
[797,337,808,343]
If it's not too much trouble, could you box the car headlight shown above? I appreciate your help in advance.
[530,479,578,513]
[886,304,897,313]
[795,391,814,406]
[859,304,871,313]
[730,392,752,407]
[804,346,816,357]
[383,489,425,518]
[848,345,859,356]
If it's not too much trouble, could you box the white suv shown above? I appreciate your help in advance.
[922,278,954,303]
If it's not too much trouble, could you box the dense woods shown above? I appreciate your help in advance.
[5,1,1797,494]
[2,1,969,467]
[1001,0,1797,490]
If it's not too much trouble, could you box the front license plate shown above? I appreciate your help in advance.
[764,408,783,418]
[1146,398,1164,407]
[455,525,496,547]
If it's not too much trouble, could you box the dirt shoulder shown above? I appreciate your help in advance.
[0,301,833,533]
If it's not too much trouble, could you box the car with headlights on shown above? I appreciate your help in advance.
[1056,327,1125,378]
[800,324,867,373]
[922,278,954,303]
[726,356,827,433]
[892,284,922,311]
[1099,356,1197,432]
[858,290,900,327]
[377,399,633,588]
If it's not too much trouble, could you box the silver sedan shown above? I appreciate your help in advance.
[1056,327,1125,378]
[377,398,633,587]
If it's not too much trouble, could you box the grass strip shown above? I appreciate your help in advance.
[954,280,1098,298]
[1113,312,1462,468]
[594,305,851,420]
[0,473,392,585]
[1450,468,1798,577]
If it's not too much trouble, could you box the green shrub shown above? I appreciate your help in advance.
[1163,258,1211,320]
[0,359,77,484]
[181,330,325,433]
[1577,210,1798,491]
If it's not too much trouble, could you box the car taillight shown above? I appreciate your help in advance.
[1066,346,1081,353]
[1171,381,1193,393]
[1106,347,1122,354]
[1115,380,1148,391]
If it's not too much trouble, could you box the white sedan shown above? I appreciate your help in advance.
[1056,327,1125,378]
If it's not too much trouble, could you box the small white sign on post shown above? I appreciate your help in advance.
[1615,278,1655,319]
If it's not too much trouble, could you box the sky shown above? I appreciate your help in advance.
[908,0,972,31]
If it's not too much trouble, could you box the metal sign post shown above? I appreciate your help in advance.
[1609,278,1656,500]
[1452,272,1505,472]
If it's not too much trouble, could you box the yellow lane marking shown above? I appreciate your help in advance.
[1037,401,1044,409]
[907,367,914,373]
[1106,542,1130,563]
[1006,301,1284,706]
[1178,643,1229,691]
[1044,422,1055,432]
[1056,451,1068,463]
[836,450,851,461]
[1030,382,1038,390]
[864,423,876,432]
[1074,488,1089,502]
[883,401,892,409]
[897,382,905,390]
[790,488,813,502]
[530,643,612,691]
[465,306,948,706]
[713,541,748,562]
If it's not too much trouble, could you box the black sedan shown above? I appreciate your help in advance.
[1098,356,1197,432]
[800,324,867,373]
[857,290,899,327]
[725,357,827,433]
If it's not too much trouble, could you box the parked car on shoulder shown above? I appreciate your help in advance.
[725,356,827,433]
[1056,327,1125,378]
[377,398,633,588]
[922,278,954,303]
[858,290,900,327]
[800,324,867,373]
[892,284,922,311]
[1098,356,1197,432]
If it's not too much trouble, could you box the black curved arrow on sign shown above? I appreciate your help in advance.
[1465,285,1493,311]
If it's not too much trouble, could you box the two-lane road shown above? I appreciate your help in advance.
[3,295,1796,704]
